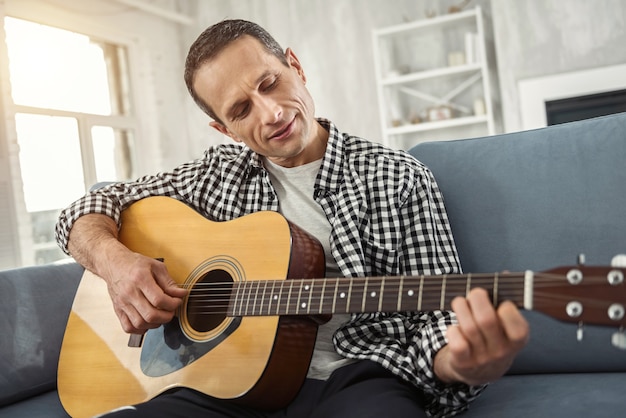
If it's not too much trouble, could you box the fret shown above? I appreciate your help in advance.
[241,281,251,316]
[346,278,356,313]
[296,280,313,314]
[493,272,499,306]
[307,281,315,314]
[378,276,385,312]
[382,276,401,312]
[440,275,447,310]
[335,278,351,314]
[397,276,404,311]
[466,273,472,296]
[266,281,275,315]
[363,277,383,312]
[286,280,298,314]
[308,279,321,314]
[497,272,527,307]
[245,281,253,315]
[445,275,470,309]
[233,280,243,316]
[398,276,421,311]
[417,275,424,311]
[318,278,327,314]
[331,278,339,314]
[293,280,308,314]
[361,277,368,312]
[258,281,267,315]
[253,281,261,315]
[275,281,284,315]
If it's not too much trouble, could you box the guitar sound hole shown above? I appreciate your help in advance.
[187,269,233,333]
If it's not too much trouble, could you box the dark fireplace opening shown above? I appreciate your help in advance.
[545,89,626,126]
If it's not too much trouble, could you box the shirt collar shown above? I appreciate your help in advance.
[316,118,346,193]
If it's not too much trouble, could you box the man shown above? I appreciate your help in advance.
[55,19,528,417]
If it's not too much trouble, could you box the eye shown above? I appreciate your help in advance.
[261,76,279,92]
[232,103,250,121]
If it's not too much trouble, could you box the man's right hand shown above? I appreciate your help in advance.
[68,213,187,334]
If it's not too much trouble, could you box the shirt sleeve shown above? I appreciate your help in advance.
[334,162,486,417]
[54,159,207,255]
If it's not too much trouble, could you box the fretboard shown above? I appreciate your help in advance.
[226,273,531,317]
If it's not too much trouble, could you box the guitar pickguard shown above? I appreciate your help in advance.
[140,315,242,377]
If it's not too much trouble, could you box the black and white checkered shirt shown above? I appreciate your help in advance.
[55,119,484,417]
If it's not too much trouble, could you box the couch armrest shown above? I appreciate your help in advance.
[0,260,84,406]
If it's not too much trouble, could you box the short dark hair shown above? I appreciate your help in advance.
[184,19,288,122]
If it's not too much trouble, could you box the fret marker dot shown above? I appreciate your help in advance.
[408,290,415,297]
[273,295,278,300]
[340,292,346,298]
[301,303,307,309]
[304,285,310,291]
[371,291,377,298]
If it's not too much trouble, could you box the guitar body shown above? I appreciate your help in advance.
[58,197,326,418]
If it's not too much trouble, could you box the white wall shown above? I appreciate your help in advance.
[4,0,624,267]
[180,0,496,159]
[0,0,192,266]
[491,0,626,132]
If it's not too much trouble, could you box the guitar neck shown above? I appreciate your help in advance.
[227,273,531,317]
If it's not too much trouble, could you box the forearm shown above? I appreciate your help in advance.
[67,213,130,279]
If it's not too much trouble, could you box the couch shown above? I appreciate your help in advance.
[1,112,625,417]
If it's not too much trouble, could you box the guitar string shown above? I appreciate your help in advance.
[181,291,616,316]
[178,273,617,315]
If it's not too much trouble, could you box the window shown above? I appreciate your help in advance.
[3,17,137,265]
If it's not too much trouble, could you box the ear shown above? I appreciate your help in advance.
[209,121,243,143]
[285,47,306,84]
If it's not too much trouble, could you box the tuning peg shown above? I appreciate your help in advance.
[611,327,626,350]
[611,254,626,268]
[577,322,584,342]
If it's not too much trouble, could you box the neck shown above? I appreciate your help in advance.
[225,273,533,317]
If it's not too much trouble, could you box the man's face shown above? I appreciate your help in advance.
[193,36,326,167]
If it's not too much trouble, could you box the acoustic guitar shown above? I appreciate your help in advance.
[58,196,626,418]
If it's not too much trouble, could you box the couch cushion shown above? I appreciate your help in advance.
[0,390,69,418]
[408,113,626,373]
[0,260,83,407]
[509,310,626,374]
[463,372,626,417]
[409,112,626,274]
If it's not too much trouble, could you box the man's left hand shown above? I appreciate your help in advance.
[434,287,530,386]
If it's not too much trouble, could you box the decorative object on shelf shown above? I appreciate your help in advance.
[424,0,438,18]
[448,0,472,14]
[473,98,486,115]
[447,51,466,67]
[428,105,453,122]
[409,111,423,125]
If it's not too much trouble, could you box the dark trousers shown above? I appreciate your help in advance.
[102,360,428,418]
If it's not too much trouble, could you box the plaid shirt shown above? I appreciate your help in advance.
[55,119,484,417]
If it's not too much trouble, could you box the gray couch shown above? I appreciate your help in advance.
[1,112,625,417]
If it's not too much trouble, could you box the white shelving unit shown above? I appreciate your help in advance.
[372,6,495,149]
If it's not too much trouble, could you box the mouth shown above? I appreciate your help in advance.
[268,118,295,141]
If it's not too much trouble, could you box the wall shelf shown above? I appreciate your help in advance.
[372,6,495,149]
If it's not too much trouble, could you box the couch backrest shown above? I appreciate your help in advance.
[409,112,626,373]
[0,260,83,406]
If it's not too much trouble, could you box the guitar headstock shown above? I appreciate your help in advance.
[534,263,626,349]
[535,265,625,326]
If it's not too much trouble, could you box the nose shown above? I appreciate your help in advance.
[257,95,282,124]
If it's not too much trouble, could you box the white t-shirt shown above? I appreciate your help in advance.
[264,157,356,380]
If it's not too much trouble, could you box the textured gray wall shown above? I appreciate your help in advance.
[491,0,626,132]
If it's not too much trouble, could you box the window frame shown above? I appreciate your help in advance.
[0,1,157,266]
